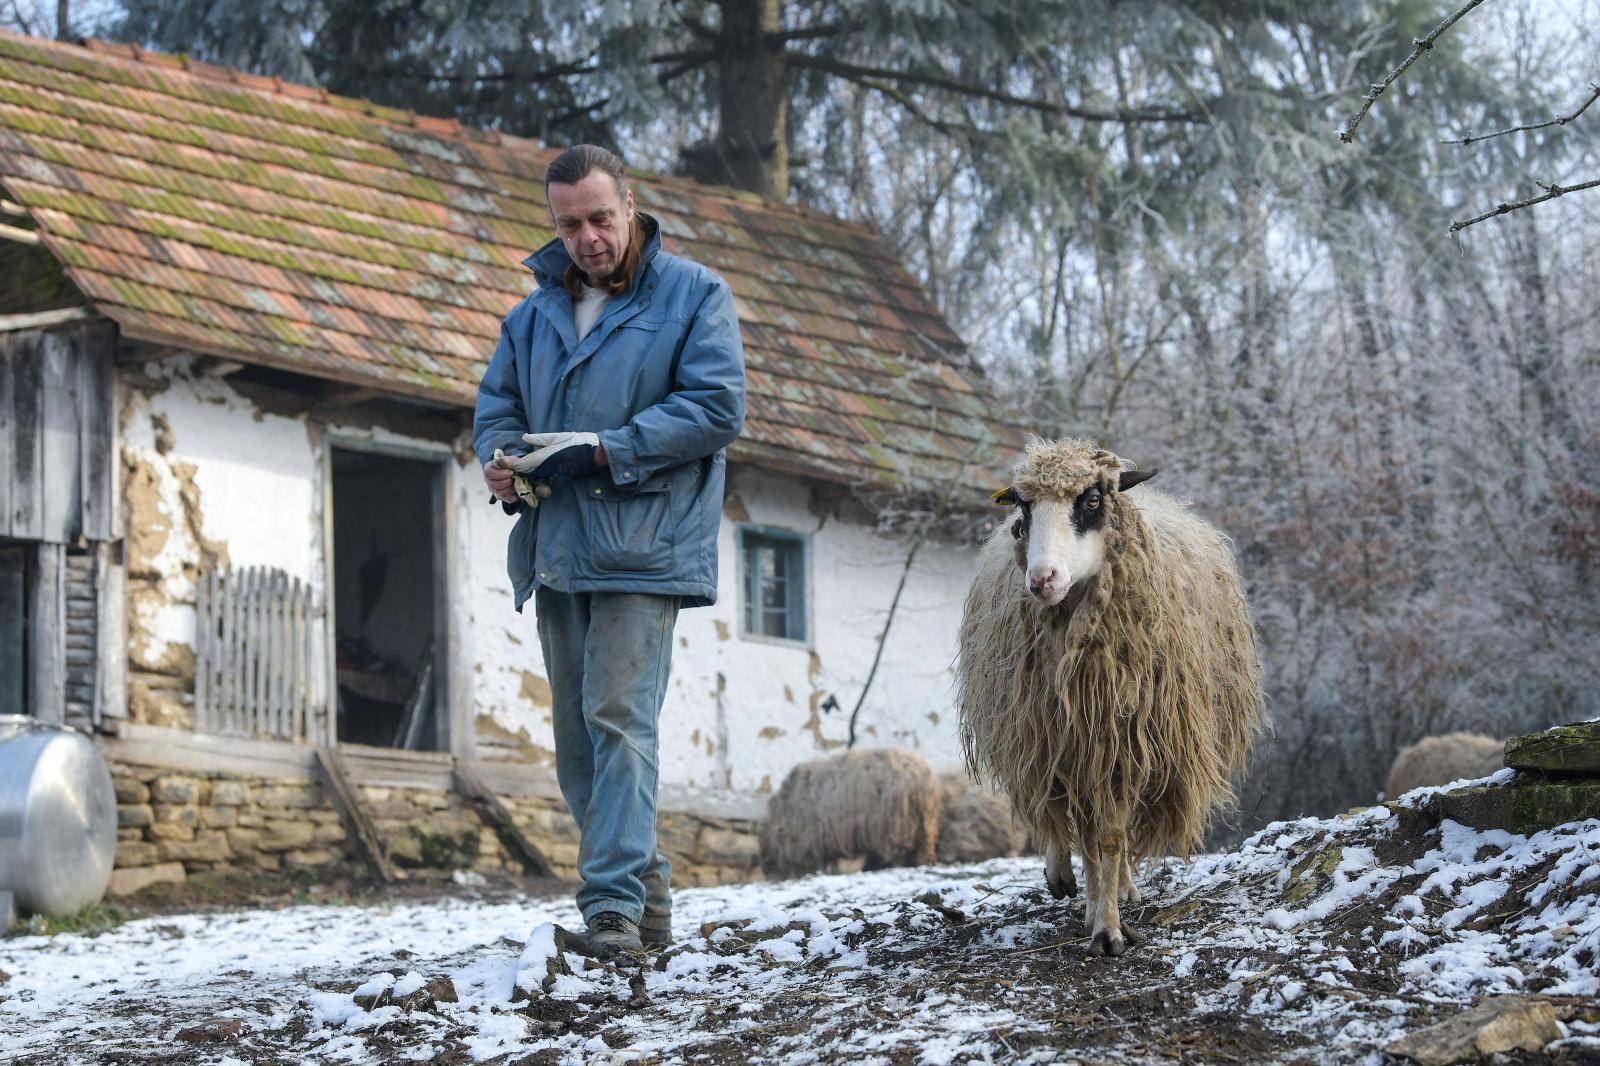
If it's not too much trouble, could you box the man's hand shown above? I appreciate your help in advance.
[484,454,518,503]
[510,431,605,479]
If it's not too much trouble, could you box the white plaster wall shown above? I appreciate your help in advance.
[656,468,975,792]
[119,360,323,676]
[123,361,978,793]
[449,461,981,792]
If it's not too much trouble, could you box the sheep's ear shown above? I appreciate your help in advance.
[1118,468,1157,492]
[991,486,1021,506]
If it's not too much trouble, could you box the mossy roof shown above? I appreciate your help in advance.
[0,30,1028,495]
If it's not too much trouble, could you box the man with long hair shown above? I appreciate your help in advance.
[474,144,746,956]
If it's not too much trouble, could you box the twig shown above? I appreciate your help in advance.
[1338,0,1489,143]
[789,54,1205,124]
[1449,176,1600,232]
[1444,82,1600,145]
[1005,937,1081,957]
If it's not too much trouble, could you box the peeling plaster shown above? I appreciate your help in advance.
[473,712,555,767]
[713,620,731,641]
[519,671,552,709]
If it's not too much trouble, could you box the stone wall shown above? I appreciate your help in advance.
[106,759,764,897]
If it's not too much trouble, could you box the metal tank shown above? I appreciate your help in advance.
[0,715,117,916]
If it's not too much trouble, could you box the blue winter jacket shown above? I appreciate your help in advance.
[472,214,746,611]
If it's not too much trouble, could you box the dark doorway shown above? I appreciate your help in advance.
[330,446,443,749]
[0,544,26,716]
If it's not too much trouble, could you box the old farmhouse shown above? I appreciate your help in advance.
[0,29,1026,892]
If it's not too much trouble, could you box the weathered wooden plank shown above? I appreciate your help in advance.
[28,541,65,724]
[0,339,12,538]
[194,567,212,733]
[38,329,82,544]
[77,323,116,542]
[453,762,555,878]
[277,570,291,737]
[223,566,240,734]
[291,578,307,741]
[314,747,396,884]
[0,307,91,331]
[8,331,42,539]
[103,721,318,780]
[243,566,258,735]
[395,640,434,751]
[243,567,259,735]
[273,570,289,738]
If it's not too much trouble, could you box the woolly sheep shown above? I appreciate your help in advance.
[936,770,1029,864]
[957,439,1266,956]
[758,748,941,878]
[1385,732,1504,799]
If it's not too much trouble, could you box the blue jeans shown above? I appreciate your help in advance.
[534,587,677,933]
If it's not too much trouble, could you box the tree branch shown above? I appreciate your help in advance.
[1449,176,1600,232]
[1443,81,1600,145]
[667,0,718,43]
[836,71,995,143]
[1338,0,1489,143]
[542,95,613,131]
[788,54,1205,124]
[306,53,600,83]
[657,52,714,87]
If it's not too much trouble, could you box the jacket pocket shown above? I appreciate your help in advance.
[581,475,674,576]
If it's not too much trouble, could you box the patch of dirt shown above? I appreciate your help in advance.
[106,864,571,924]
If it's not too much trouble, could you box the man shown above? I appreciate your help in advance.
[473,144,745,956]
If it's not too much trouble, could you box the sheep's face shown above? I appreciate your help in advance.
[999,484,1108,606]
[995,439,1156,608]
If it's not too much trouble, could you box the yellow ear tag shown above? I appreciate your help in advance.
[991,486,1018,505]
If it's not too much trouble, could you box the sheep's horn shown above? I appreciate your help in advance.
[1118,469,1157,492]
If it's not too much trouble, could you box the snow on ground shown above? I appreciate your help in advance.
[2,804,1597,1064]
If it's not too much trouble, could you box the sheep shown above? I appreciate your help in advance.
[936,770,1029,864]
[758,747,941,878]
[956,438,1265,956]
[1385,732,1504,799]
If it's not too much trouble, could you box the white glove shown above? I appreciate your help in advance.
[490,449,554,509]
[507,431,601,476]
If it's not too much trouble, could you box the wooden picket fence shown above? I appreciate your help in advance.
[194,565,325,740]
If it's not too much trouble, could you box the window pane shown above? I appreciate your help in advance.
[742,533,806,642]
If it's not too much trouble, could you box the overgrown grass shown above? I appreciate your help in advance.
[8,902,127,939]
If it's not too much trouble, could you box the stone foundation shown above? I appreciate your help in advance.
[106,759,764,896]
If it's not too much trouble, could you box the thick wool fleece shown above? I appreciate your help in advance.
[957,438,1266,863]
[1385,732,1504,799]
[759,748,941,878]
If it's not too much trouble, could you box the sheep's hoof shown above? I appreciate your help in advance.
[1088,929,1127,957]
[1121,921,1147,945]
[1120,883,1142,905]
[1044,853,1078,900]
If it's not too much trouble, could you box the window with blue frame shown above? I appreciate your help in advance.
[739,527,807,643]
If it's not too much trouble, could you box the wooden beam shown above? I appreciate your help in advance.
[0,222,39,245]
[453,762,556,878]
[314,746,397,883]
[28,542,65,725]
[0,306,91,332]
[92,540,127,725]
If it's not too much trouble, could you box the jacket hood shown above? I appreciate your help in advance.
[523,212,663,290]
